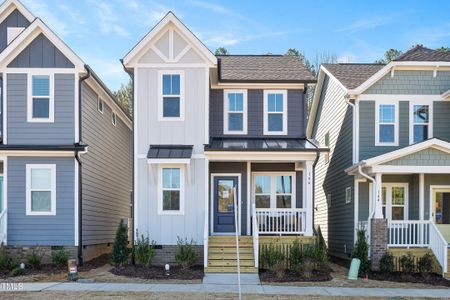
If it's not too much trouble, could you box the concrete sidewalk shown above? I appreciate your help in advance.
[1,281,449,298]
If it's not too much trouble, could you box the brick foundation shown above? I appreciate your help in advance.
[152,245,203,266]
[6,246,78,264]
[370,218,388,270]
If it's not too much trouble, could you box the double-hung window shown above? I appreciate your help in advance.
[411,104,431,144]
[160,71,183,120]
[254,173,295,209]
[381,183,408,220]
[26,164,56,216]
[224,90,247,134]
[264,90,287,135]
[159,166,184,215]
[376,103,397,145]
[28,74,53,122]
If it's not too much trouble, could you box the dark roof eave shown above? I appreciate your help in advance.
[218,79,317,84]
[0,144,87,151]
[204,147,327,152]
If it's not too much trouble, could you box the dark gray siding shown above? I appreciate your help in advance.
[7,73,75,144]
[7,157,75,246]
[8,33,74,68]
[210,89,306,138]
[209,162,247,235]
[359,101,409,161]
[0,9,30,53]
[358,182,369,221]
[251,163,303,208]
[433,101,450,142]
[80,83,132,245]
[311,75,354,258]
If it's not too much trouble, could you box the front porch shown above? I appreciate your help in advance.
[203,140,321,272]
[350,139,450,277]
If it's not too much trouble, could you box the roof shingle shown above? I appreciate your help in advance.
[322,63,385,89]
[218,55,316,83]
[394,45,450,62]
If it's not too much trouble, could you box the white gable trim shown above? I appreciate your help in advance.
[123,12,216,67]
[0,0,34,24]
[441,89,450,99]
[0,18,85,70]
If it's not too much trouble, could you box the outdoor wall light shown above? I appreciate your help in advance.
[165,264,170,276]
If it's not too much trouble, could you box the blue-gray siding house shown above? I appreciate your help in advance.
[308,46,450,277]
[0,0,132,263]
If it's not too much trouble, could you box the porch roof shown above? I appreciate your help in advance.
[147,145,193,159]
[205,137,325,152]
[346,138,450,175]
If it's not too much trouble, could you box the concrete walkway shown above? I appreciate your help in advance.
[1,280,449,298]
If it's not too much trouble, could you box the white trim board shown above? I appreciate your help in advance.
[205,151,317,162]
[223,89,248,135]
[25,164,56,216]
[263,90,288,136]
[0,0,35,25]
[157,164,185,216]
[429,185,450,223]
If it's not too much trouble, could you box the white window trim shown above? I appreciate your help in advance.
[97,97,104,114]
[345,187,352,204]
[157,164,185,215]
[375,101,399,146]
[27,73,54,123]
[223,89,248,135]
[252,172,296,209]
[382,182,409,220]
[263,90,288,135]
[409,101,433,145]
[26,164,56,216]
[158,70,185,121]
[112,112,117,126]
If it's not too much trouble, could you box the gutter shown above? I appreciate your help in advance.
[308,139,322,235]
[121,59,135,265]
[77,66,91,266]
[344,95,357,164]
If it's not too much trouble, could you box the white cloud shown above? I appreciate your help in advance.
[336,14,400,33]
[201,31,287,47]
[88,0,129,37]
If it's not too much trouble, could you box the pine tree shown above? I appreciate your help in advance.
[351,228,371,277]
[111,220,129,267]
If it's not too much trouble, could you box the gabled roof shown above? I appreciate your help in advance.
[123,11,216,66]
[394,45,450,62]
[321,63,384,90]
[217,55,316,83]
[0,0,34,24]
[0,18,85,69]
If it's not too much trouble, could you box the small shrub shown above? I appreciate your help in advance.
[111,220,130,267]
[26,248,43,270]
[261,244,286,278]
[418,253,434,278]
[351,228,371,277]
[0,244,15,272]
[134,232,156,267]
[289,240,303,273]
[51,248,69,267]
[399,252,415,275]
[379,252,395,274]
[301,245,316,279]
[10,267,24,277]
[175,237,198,270]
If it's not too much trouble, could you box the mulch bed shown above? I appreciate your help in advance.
[0,264,66,279]
[111,265,204,280]
[259,269,332,283]
[79,254,110,272]
[369,271,450,287]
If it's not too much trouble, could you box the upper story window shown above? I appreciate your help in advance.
[112,112,117,126]
[27,74,54,123]
[26,164,56,216]
[411,103,432,144]
[375,103,398,146]
[98,97,104,113]
[263,90,287,135]
[224,90,247,134]
[159,71,184,121]
[159,166,184,215]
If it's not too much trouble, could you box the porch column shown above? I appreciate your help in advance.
[305,161,313,236]
[419,173,424,221]
[203,158,209,267]
[374,173,384,219]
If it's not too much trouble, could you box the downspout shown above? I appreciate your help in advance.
[309,140,321,234]
[77,66,91,266]
[121,60,135,265]
[344,95,356,164]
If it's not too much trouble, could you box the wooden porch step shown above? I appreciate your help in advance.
[208,259,255,267]
[204,266,258,273]
[208,253,254,260]
[208,247,253,254]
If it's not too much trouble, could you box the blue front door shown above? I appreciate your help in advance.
[213,176,238,233]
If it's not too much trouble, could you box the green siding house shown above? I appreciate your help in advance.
[307,46,450,278]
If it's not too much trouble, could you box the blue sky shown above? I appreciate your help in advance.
[21,0,450,91]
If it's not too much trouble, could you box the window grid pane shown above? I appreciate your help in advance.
[31,168,52,189]
[31,191,51,212]
[32,98,50,118]
[379,105,395,123]
[228,113,243,131]
[32,76,50,96]
[162,74,180,96]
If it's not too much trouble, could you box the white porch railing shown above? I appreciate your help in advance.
[429,222,448,277]
[0,209,6,245]
[255,209,306,234]
[251,204,259,268]
[387,220,430,247]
